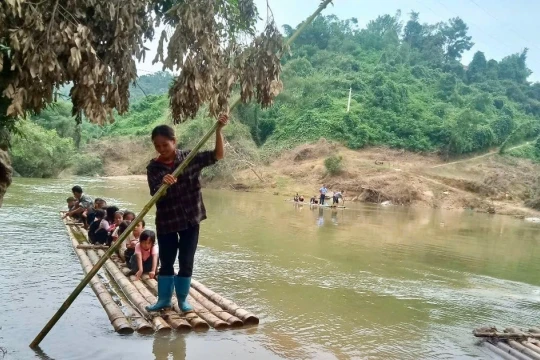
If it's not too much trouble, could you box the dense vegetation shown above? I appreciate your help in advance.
[11,12,540,177]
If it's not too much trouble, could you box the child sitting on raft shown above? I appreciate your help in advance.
[88,209,106,244]
[129,229,159,280]
[111,211,136,243]
[310,195,319,204]
[123,220,145,264]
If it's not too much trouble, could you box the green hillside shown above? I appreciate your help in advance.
[13,12,540,176]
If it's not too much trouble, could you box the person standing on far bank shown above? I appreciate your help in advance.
[145,114,228,312]
[319,184,328,205]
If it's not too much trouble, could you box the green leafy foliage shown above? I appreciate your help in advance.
[73,154,104,176]
[10,121,74,177]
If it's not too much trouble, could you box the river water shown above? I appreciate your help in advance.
[2,177,540,359]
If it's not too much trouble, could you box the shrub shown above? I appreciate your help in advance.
[10,121,74,178]
[73,154,104,176]
[324,155,343,175]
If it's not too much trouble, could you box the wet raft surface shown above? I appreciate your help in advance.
[62,215,259,333]
[474,327,540,359]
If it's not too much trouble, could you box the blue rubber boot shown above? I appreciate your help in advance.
[174,276,193,312]
[146,275,174,311]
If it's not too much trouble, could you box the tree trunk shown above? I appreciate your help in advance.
[0,149,12,207]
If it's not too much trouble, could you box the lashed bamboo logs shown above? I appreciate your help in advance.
[188,288,243,328]
[484,341,520,360]
[81,249,153,334]
[141,276,209,331]
[505,327,540,360]
[190,279,259,325]
[185,294,228,330]
[69,237,133,334]
[88,249,171,333]
[129,275,191,331]
[493,341,532,360]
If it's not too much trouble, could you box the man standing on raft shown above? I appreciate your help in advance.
[145,114,228,312]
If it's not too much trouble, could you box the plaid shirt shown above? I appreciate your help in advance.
[147,149,217,234]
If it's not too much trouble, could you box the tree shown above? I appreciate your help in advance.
[440,17,473,60]
[358,11,402,50]
[467,51,487,83]
[498,49,532,84]
[403,12,424,49]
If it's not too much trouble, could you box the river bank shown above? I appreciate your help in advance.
[86,139,540,218]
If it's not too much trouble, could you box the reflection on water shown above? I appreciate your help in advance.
[2,177,540,359]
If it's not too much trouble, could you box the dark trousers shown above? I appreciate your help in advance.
[157,224,200,277]
[129,253,154,273]
[319,194,325,205]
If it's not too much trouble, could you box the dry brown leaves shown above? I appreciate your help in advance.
[160,0,284,123]
[1,0,152,124]
[1,0,284,125]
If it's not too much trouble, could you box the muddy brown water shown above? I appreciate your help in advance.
[2,177,540,359]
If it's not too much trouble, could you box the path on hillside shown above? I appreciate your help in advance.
[429,142,531,169]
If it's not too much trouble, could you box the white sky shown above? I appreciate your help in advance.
[137,0,540,81]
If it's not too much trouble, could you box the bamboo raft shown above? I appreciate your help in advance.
[474,326,540,359]
[61,214,259,334]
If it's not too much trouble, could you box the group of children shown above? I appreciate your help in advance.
[65,186,158,280]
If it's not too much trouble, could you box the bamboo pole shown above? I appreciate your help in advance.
[189,287,243,328]
[69,237,133,334]
[190,279,258,325]
[87,249,171,333]
[29,0,334,347]
[141,276,210,331]
[77,244,110,250]
[474,330,540,339]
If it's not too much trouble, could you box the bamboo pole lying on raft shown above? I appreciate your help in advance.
[190,279,259,325]
[128,274,191,331]
[80,249,153,334]
[77,244,110,250]
[69,237,133,334]
[86,249,171,333]
[141,276,210,331]
[188,287,243,328]
[474,331,540,339]
[29,1,334,347]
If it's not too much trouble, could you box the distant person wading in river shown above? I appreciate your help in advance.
[145,114,228,312]
[319,185,328,205]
